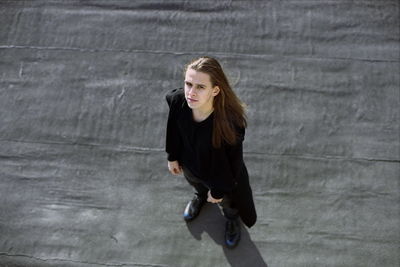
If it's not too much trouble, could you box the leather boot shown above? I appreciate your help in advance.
[225,219,241,248]
[183,195,206,222]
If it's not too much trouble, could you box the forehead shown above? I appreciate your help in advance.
[185,69,212,86]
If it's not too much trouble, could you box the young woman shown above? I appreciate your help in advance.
[165,56,256,249]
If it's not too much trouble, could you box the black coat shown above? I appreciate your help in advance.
[165,88,257,228]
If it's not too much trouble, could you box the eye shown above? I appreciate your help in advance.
[185,82,192,87]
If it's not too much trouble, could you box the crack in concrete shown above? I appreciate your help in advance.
[0,252,169,267]
[110,235,119,244]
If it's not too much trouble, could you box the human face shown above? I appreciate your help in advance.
[184,68,219,113]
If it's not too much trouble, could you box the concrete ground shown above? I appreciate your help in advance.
[0,1,399,266]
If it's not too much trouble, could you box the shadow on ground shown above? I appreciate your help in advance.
[185,204,268,267]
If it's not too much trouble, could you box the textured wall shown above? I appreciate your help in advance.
[0,1,399,266]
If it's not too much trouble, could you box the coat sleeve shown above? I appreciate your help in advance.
[165,89,183,162]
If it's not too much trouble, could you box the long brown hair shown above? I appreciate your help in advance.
[184,56,247,148]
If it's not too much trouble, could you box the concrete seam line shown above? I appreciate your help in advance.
[246,151,400,163]
[0,139,398,163]
[0,45,398,63]
[0,252,169,267]
[0,139,164,153]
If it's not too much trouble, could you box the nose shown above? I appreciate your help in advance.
[188,86,196,96]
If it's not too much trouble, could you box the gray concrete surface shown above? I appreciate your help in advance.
[0,1,399,266]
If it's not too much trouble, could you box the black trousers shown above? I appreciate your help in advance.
[182,166,239,220]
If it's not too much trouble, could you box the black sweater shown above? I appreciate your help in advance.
[165,88,247,199]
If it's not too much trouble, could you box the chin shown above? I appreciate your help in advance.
[186,100,198,108]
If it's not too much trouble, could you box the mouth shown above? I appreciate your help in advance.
[187,97,198,103]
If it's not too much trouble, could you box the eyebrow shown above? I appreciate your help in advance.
[185,81,206,87]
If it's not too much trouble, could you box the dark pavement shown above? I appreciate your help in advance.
[0,1,399,266]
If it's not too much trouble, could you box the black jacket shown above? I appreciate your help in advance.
[165,88,257,228]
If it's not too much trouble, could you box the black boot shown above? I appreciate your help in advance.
[225,219,241,248]
[183,195,206,222]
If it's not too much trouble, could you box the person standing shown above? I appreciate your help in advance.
[165,56,257,248]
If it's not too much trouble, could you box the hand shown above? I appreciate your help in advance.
[207,190,223,204]
[168,160,182,175]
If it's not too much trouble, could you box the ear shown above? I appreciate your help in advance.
[212,86,220,96]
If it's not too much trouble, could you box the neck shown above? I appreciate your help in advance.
[192,107,214,122]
